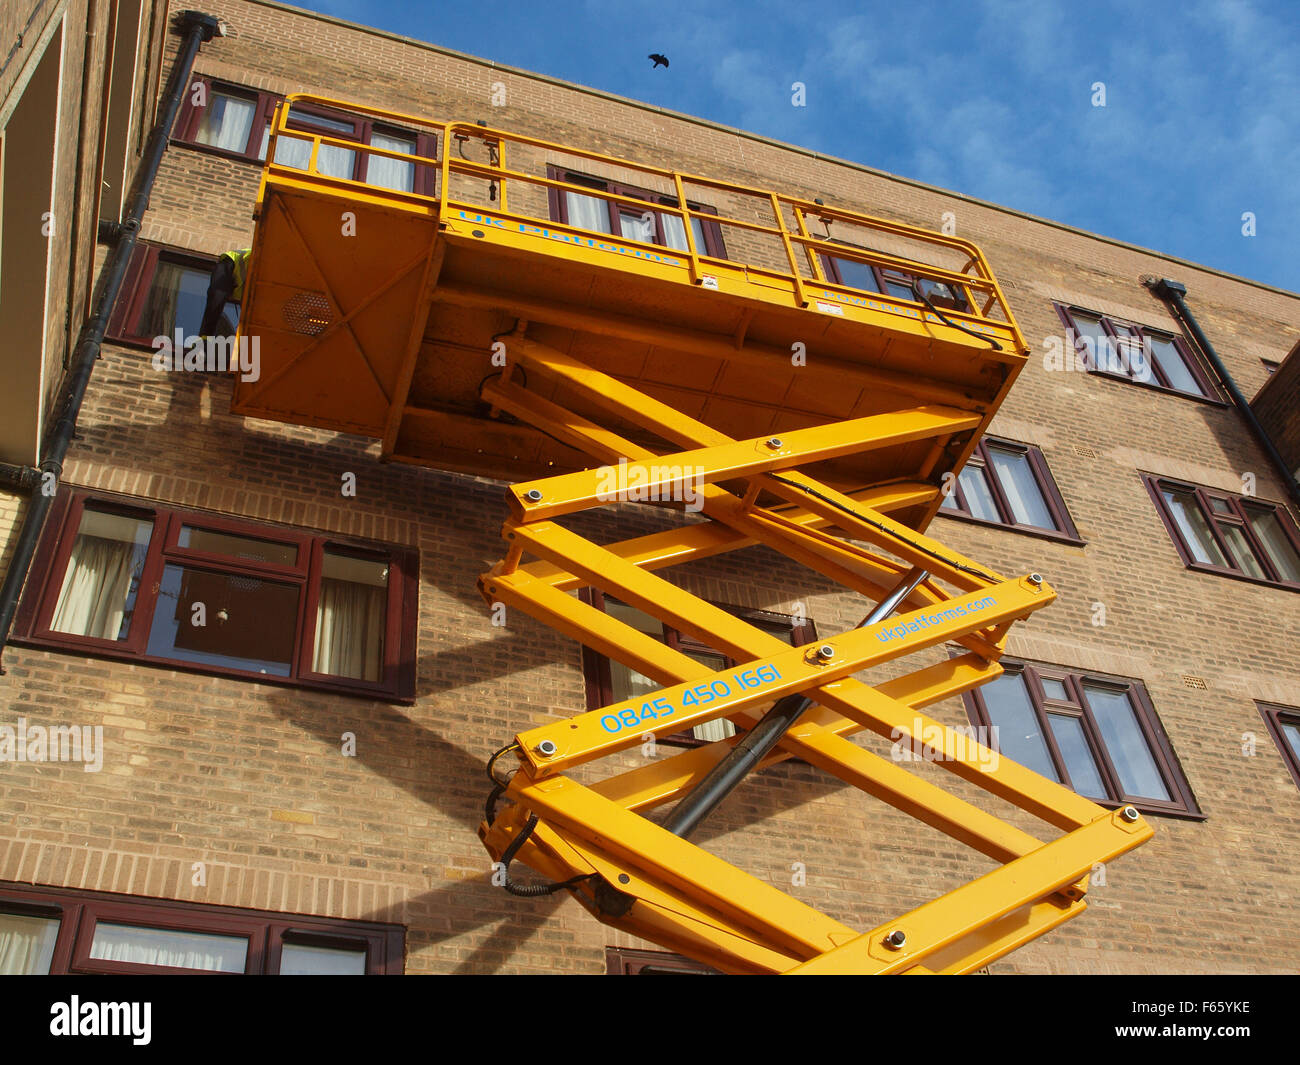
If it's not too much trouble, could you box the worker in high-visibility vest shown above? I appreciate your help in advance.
[199,247,251,336]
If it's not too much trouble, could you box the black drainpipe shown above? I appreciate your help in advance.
[0,10,225,671]
[1147,277,1300,510]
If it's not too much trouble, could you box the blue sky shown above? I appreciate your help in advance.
[299,0,1298,293]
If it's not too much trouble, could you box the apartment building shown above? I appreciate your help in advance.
[0,0,1297,974]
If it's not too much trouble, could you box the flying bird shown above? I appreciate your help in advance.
[649,53,669,69]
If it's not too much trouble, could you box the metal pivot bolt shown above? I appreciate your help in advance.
[765,437,783,449]
[1028,573,1044,586]
[884,930,906,950]
[1120,806,1140,823]
[536,739,558,757]
[815,644,835,662]
[524,489,543,502]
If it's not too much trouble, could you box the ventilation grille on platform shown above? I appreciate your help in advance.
[283,291,333,335]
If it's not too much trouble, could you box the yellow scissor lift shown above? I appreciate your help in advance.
[233,95,1152,974]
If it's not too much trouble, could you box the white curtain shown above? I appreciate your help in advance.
[313,578,386,681]
[0,913,59,974]
[90,924,245,972]
[51,535,139,640]
[196,92,254,152]
[1162,489,1225,566]
[368,131,416,191]
[565,190,611,233]
[1250,511,1300,581]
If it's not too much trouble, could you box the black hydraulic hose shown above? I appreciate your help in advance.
[496,813,594,897]
[910,280,1002,351]
[661,567,930,840]
[1149,277,1300,510]
[0,10,224,671]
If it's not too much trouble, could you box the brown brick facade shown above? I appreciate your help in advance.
[1,0,1298,974]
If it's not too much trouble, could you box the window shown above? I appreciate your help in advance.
[274,102,437,194]
[15,490,418,700]
[961,661,1200,818]
[547,168,727,258]
[1054,304,1218,400]
[174,79,436,194]
[938,438,1081,542]
[820,245,972,311]
[579,590,814,746]
[0,882,403,974]
[1258,703,1300,792]
[1144,475,1300,590]
[606,946,718,974]
[108,243,239,345]
[173,78,278,162]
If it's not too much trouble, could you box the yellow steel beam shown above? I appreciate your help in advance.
[507,405,982,523]
[787,808,1152,974]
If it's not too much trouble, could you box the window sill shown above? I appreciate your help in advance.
[170,137,266,167]
[1090,795,1206,822]
[934,509,1086,547]
[9,635,415,704]
[1180,562,1300,594]
[1084,367,1227,407]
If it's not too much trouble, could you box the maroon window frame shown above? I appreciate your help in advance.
[818,244,973,312]
[546,166,727,258]
[578,588,815,748]
[13,488,418,702]
[172,76,280,163]
[1257,702,1300,793]
[937,437,1082,544]
[960,659,1202,819]
[605,946,719,974]
[1054,303,1222,401]
[0,881,404,974]
[174,78,437,194]
[107,242,229,346]
[1143,474,1300,592]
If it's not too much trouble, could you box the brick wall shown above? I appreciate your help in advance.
[1,0,1298,974]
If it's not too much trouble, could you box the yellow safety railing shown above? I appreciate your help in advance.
[263,94,1021,337]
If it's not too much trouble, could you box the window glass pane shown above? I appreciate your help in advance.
[367,131,416,192]
[1068,311,1113,370]
[1145,335,1203,395]
[1161,488,1228,566]
[313,552,388,682]
[987,446,1055,529]
[1084,686,1171,801]
[146,563,297,676]
[957,466,1000,522]
[1048,713,1108,799]
[1282,720,1300,764]
[279,941,367,975]
[1040,677,1069,701]
[1246,509,1300,582]
[604,601,663,702]
[1218,523,1267,579]
[259,120,271,161]
[194,90,255,153]
[981,672,1058,781]
[680,647,736,742]
[916,278,969,311]
[0,911,59,974]
[1208,497,1233,514]
[273,132,313,169]
[564,190,612,233]
[832,257,881,293]
[90,922,246,972]
[178,526,298,566]
[51,508,153,641]
[287,107,356,135]
[619,209,654,243]
[880,270,915,301]
[316,142,356,179]
[136,260,210,339]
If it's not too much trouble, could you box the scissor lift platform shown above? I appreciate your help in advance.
[233,95,1152,973]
